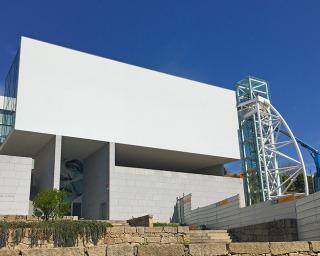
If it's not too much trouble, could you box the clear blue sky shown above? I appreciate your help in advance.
[0,1,319,172]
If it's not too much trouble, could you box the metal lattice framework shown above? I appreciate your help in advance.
[236,77,309,205]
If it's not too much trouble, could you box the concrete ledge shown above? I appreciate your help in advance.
[270,241,310,254]
[229,242,270,254]
[189,243,227,256]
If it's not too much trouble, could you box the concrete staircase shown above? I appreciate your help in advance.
[189,230,232,243]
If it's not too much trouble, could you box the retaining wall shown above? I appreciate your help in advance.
[178,191,320,241]
[296,191,320,241]
[1,241,320,256]
[1,226,190,250]
[181,194,296,230]
[229,219,298,242]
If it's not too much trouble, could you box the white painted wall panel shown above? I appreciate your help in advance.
[109,166,244,221]
[0,155,32,215]
[15,37,240,160]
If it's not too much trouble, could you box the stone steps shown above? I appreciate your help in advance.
[189,230,232,243]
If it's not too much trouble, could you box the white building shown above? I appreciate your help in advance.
[0,95,33,215]
[0,37,244,221]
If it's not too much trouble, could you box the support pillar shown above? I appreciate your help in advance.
[32,135,62,193]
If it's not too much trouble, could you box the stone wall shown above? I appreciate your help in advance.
[1,241,320,256]
[104,226,189,246]
[2,226,190,250]
[229,219,298,242]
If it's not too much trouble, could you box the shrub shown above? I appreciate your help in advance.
[0,220,112,248]
[32,190,69,221]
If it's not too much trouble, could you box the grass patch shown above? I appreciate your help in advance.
[153,222,178,227]
[0,220,112,248]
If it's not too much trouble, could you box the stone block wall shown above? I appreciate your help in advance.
[103,226,190,246]
[229,219,298,242]
[2,226,190,250]
[2,241,320,256]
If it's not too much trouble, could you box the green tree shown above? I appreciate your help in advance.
[281,174,314,194]
[32,190,70,221]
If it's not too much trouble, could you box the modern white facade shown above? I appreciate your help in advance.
[0,95,33,215]
[0,37,244,221]
[0,154,32,215]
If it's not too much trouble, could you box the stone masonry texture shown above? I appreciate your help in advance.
[188,243,228,256]
[2,241,320,256]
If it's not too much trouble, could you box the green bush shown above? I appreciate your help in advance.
[32,190,70,221]
[153,222,178,227]
[0,220,112,248]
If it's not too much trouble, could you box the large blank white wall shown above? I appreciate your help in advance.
[109,166,244,221]
[15,37,239,161]
[0,155,33,215]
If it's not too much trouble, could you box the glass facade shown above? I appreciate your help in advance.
[0,50,19,144]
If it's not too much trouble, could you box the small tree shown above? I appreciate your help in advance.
[32,190,70,221]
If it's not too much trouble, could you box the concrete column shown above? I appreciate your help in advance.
[109,142,115,169]
[108,142,115,219]
[33,135,62,193]
[53,135,62,189]
[82,143,110,219]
